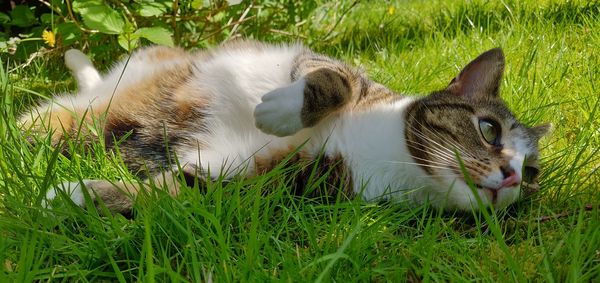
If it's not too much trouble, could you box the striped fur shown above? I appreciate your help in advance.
[23,41,549,213]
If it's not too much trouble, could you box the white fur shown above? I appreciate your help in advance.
[44,180,88,207]
[64,49,102,92]
[254,78,305,137]
[177,44,316,178]
[331,98,429,202]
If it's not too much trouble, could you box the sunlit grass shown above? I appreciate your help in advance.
[0,0,599,281]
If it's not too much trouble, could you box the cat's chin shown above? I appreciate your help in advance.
[429,179,521,211]
[475,184,521,210]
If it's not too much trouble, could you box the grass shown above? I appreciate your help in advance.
[1,0,599,281]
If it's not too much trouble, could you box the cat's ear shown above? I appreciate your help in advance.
[530,123,552,140]
[445,48,505,99]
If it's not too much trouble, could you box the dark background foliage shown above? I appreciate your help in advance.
[1,0,342,65]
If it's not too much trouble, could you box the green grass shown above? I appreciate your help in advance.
[1,0,599,281]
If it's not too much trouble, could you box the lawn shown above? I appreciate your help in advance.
[1,0,599,281]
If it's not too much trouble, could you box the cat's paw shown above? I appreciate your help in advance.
[65,49,94,72]
[43,180,89,208]
[254,79,305,137]
[64,49,101,91]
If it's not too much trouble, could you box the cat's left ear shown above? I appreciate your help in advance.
[530,123,552,140]
[445,48,505,99]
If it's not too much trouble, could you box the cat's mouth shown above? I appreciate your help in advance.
[451,170,500,203]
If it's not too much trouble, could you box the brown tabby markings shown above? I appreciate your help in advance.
[354,81,400,108]
[403,48,545,191]
[103,61,208,174]
[301,69,352,127]
[27,46,209,174]
[291,52,399,128]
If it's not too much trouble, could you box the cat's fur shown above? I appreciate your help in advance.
[20,40,549,213]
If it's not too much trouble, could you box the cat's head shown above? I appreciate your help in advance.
[405,48,550,211]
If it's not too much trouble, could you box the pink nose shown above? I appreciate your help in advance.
[500,169,520,188]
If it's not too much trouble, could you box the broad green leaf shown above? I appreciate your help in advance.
[211,11,226,22]
[137,2,169,17]
[40,13,54,25]
[10,6,36,28]
[50,0,66,10]
[191,0,203,9]
[73,0,125,34]
[72,0,104,11]
[0,13,10,24]
[118,33,140,51]
[56,22,82,45]
[135,27,174,46]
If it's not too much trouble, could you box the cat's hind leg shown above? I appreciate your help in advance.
[64,49,102,92]
[45,168,196,215]
[19,50,103,145]
[18,101,77,146]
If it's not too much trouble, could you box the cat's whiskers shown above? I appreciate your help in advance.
[402,154,452,167]
[375,159,447,167]
[374,160,451,171]
[410,129,476,164]
[406,137,477,176]
[405,137,457,163]
[371,159,460,181]
[413,122,464,158]
[430,130,475,159]
[430,134,476,160]
[404,132,456,158]
[414,174,457,179]
[411,107,476,159]
[408,115,477,160]
[403,143,454,164]
[407,148,457,169]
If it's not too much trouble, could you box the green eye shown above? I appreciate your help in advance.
[479,119,500,145]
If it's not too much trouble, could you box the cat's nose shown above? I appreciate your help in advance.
[500,166,520,188]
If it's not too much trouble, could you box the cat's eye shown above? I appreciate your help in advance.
[523,166,539,183]
[478,119,501,146]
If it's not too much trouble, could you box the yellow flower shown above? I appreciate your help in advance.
[387,6,395,15]
[42,30,55,48]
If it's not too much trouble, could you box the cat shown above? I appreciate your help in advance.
[20,40,549,214]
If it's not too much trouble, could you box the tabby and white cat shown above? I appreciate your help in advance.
[21,40,549,214]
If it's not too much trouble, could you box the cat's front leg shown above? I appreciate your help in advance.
[254,68,353,137]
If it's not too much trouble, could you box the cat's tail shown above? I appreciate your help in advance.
[64,49,101,92]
